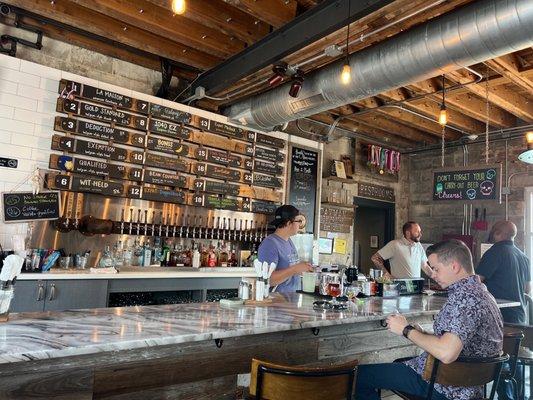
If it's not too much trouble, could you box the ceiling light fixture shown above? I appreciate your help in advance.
[438,74,447,126]
[289,70,304,98]
[172,0,186,15]
[518,131,533,164]
[340,0,351,85]
[267,62,288,87]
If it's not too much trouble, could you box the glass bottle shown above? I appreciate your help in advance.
[168,244,179,267]
[207,242,217,267]
[200,244,209,267]
[123,240,132,267]
[160,239,170,267]
[99,245,114,268]
[133,239,143,267]
[152,237,162,266]
[229,245,238,267]
[218,241,229,267]
[142,240,152,267]
[113,241,124,268]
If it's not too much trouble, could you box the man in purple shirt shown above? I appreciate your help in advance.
[356,239,503,400]
[258,205,313,292]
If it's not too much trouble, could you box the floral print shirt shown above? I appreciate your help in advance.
[404,275,503,399]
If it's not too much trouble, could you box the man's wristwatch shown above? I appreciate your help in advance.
[402,324,415,339]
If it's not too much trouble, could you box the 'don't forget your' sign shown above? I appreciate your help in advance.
[432,165,501,201]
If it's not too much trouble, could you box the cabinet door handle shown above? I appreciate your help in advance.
[48,284,56,301]
[37,284,45,301]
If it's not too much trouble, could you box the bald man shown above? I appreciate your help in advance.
[476,221,531,324]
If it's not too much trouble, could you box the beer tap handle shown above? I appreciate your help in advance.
[151,210,156,237]
[185,215,190,238]
[136,209,141,235]
[250,220,255,242]
[173,213,178,237]
[215,216,219,240]
[222,217,226,240]
[233,218,237,241]
[166,213,170,237]
[144,210,148,236]
[129,208,134,235]
[193,215,198,238]
[159,211,163,236]
[244,220,249,242]
[120,208,125,235]
[179,214,184,237]
[198,216,203,239]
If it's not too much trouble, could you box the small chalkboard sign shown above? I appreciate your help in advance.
[433,164,501,201]
[2,192,60,223]
[288,145,319,234]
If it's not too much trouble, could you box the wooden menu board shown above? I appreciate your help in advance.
[2,192,60,223]
[288,146,319,234]
[433,164,501,201]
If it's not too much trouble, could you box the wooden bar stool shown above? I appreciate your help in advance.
[249,358,358,400]
[392,353,509,400]
[505,322,533,400]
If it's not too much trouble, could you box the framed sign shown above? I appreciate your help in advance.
[2,192,61,223]
[318,237,333,254]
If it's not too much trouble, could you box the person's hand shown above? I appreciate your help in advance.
[293,262,314,274]
[386,313,409,336]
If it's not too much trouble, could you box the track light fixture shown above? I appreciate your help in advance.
[267,62,288,87]
[519,131,533,164]
[289,70,304,98]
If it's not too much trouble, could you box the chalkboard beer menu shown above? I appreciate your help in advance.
[433,164,501,201]
[2,192,60,223]
[288,146,319,234]
[51,79,288,214]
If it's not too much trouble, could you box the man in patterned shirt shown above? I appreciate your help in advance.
[356,239,503,400]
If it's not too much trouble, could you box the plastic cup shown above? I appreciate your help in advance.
[302,272,317,293]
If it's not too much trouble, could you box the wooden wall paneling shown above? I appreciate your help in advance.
[222,0,297,28]
[485,54,533,93]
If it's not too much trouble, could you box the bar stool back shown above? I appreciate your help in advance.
[394,353,509,400]
[249,358,358,400]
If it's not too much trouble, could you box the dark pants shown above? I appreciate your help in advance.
[355,362,449,400]
[496,363,523,400]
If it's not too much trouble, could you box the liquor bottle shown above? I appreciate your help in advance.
[207,243,217,267]
[218,241,229,267]
[183,242,192,267]
[142,240,152,267]
[200,244,209,267]
[168,244,179,267]
[247,244,258,267]
[99,245,114,268]
[133,239,143,266]
[229,245,238,267]
[192,243,200,269]
[123,240,132,267]
[113,241,124,269]
[161,239,170,266]
[152,237,162,265]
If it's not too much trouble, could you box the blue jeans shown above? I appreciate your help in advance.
[355,362,449,400]
[496,363,523,400]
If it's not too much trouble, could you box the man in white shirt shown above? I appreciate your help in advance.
[371,221,433,279]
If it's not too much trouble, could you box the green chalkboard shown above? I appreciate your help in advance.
[433,164,501,201]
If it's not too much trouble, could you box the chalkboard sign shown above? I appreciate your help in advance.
[2,192,60,223]
[288,146,319,234]
[433,164,501,201]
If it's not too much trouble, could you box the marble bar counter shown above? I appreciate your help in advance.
[0,294,519,400]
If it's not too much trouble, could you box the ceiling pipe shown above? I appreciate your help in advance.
[226,0,533,130]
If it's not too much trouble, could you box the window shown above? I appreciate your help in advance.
[525,187,533,260]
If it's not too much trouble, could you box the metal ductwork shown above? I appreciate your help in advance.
[225,0,533,130]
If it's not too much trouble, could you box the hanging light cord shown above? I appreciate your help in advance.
[485,65,490,164]
[345,0,351,65]
[441,126,445,167]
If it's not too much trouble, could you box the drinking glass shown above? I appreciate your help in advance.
[327,282,341,304]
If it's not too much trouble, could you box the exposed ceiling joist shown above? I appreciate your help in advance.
[222,0,298,28]
[485,54,533,93]
[68,0,245,58]
[145,0,270,45]
[191,0,394,95]
[3,0,221,69]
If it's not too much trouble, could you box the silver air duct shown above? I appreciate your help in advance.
[226,0,533,130]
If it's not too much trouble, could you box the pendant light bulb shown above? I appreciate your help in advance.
[172,0,186,14]
[526,131,533,144]
[341,63,351,85]
[438,104,447,126]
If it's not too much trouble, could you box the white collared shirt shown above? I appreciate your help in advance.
[378,237,427,278]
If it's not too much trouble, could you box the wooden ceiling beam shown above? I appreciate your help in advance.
[14,15,198,81]
[223,0,297,28]
[449,70,533,122]
[68,0,245,58]
[379,87,486,134]
[485,54,533,93]
[408,78,516,128]
[145,0,270,45]
[3,0,221,70]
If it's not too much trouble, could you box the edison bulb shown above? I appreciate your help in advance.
[526,131,533,144]
[438,106,447,126]
[340,63,351,85]
[172,0,186,14]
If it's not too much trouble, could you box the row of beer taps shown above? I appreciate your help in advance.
[117,208,268,243]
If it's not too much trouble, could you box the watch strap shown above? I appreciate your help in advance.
[402,324,415,339]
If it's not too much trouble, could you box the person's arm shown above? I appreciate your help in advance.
[371,242,394,278]
[421,262,434,278]
[387,314,463,364]
[270,262,313,286]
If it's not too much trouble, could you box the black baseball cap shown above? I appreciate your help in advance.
[271,205,300,227]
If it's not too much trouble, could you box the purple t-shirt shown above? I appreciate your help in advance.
[257,233,300,292]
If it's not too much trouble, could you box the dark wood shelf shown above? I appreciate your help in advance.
[323,176,357,184]
[320,202,357,209]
